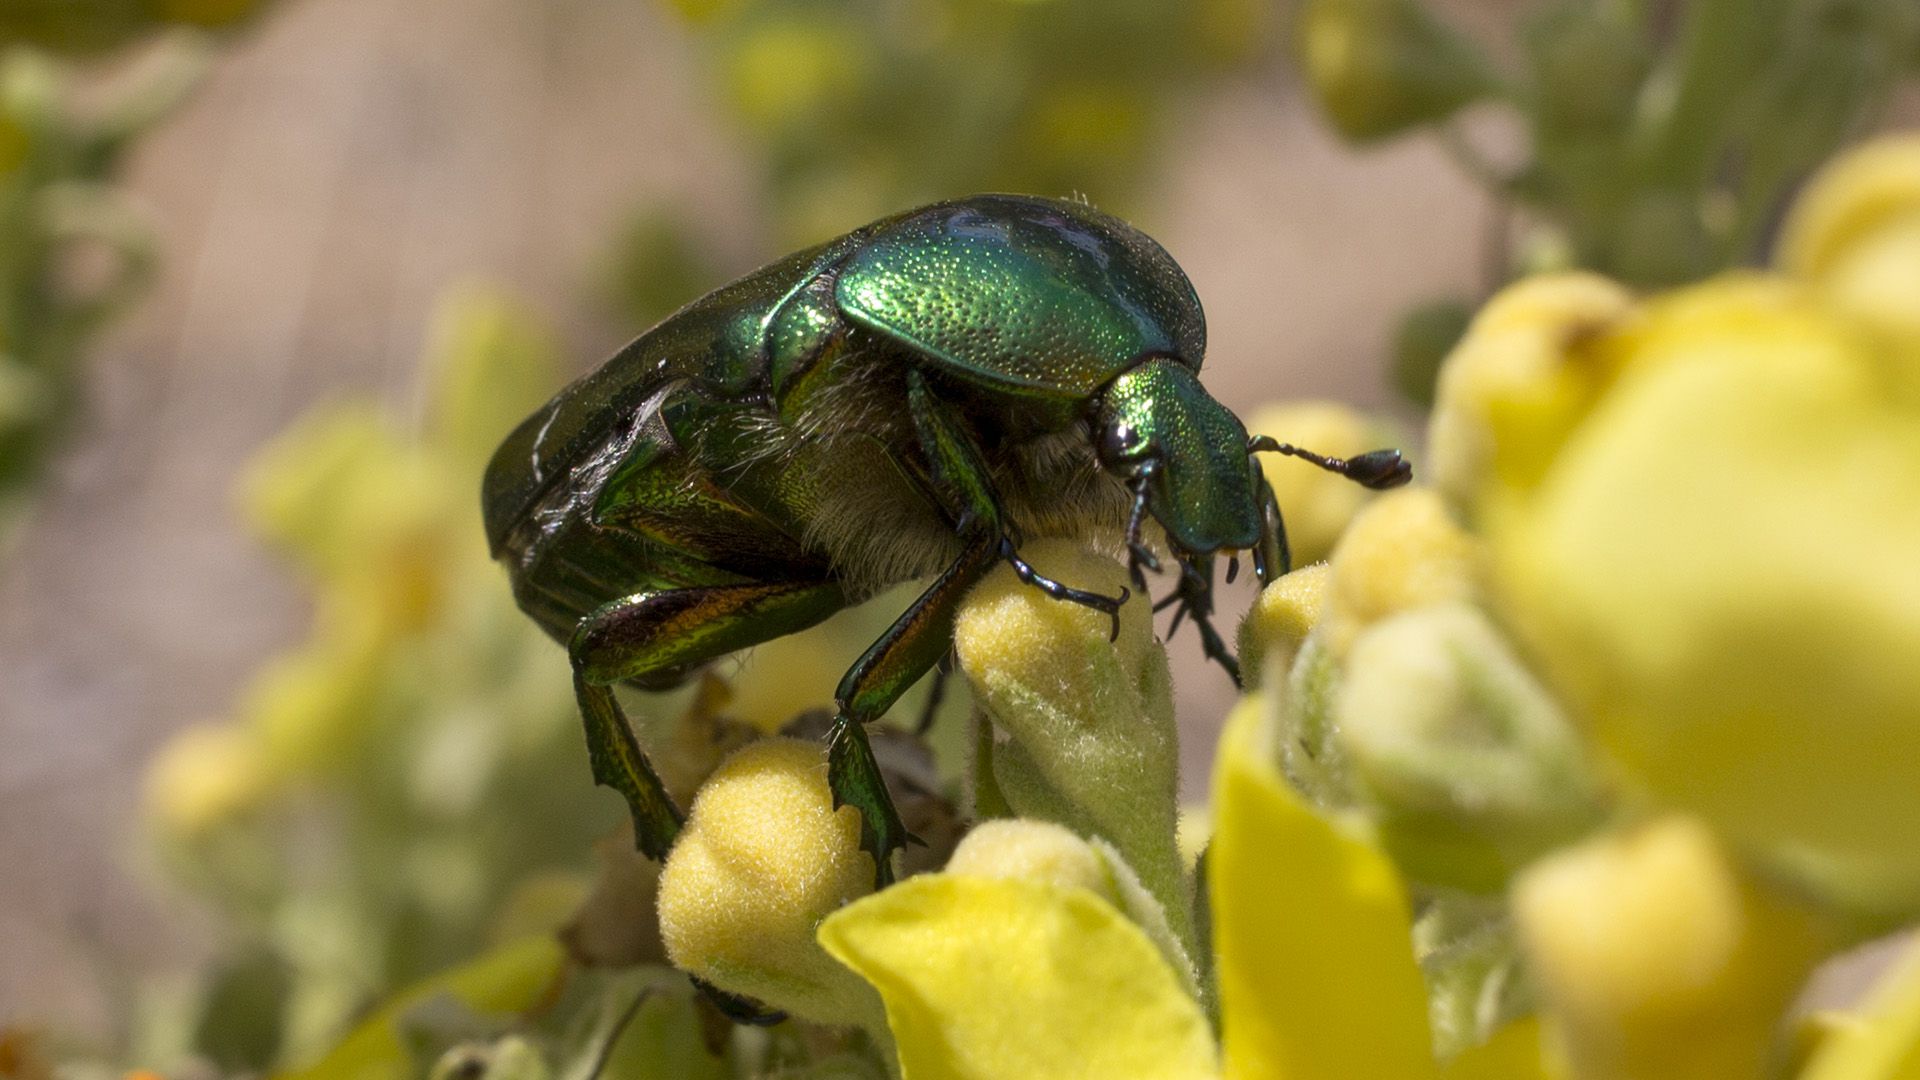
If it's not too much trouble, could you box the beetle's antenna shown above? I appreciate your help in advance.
[999,537,1129,641]
[1248,436,1413,490]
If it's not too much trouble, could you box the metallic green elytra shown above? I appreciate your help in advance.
[481,194,1410,886]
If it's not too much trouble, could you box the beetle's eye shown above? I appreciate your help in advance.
[1100,422,1144,464]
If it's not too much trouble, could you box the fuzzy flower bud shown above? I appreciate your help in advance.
[1322,487,1481,658]
[954,539,1189,950]
[1514,818,1832,1080]
[946,820,1199,1002]
[1780,134,1920,412]
[656,738,882,1028]
[1236,562,1331,691]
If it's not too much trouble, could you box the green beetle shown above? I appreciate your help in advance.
[483,194,1408,884]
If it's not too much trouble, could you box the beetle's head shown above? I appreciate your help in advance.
[1092,357,1263,561]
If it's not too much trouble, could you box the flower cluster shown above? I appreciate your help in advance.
[634,131,1920,1080]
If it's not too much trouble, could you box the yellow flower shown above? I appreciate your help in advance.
[1512,818,1832,1080]
[1247,401,1403,566]
[812,692,1549,1079]
[1210,693,1545,1079]
[655,738,882,1028]
[1489,274,1920,916]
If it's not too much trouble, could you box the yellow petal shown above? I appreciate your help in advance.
[818,875,1217,1080]
[1800,940,1920,1080]
[1211,694,1440,1080]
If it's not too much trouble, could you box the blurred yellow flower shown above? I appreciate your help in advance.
[1512,818,1831,1080]
[724,18,867,134]
[656,738,881,1028]
[1490,273,1920,917]
[1426,273,1637,518]
[145,722,272,837]
[1780,133,1920,393]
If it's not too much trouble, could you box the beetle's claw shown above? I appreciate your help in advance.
[826,715,911,889]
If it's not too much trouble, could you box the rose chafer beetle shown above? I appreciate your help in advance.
[483,194,1409,884]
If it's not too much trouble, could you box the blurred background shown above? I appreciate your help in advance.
[0,0,1914,1071]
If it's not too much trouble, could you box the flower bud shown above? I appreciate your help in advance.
[1236,562,1330,691]
[1513,818,1832,1080]
[946,819,1112,899]
[954,539,1190,949]
[1336,603,1604,891]
[1322,488,1481,658]
[1247,402,1405,566]
[656,738,881,1029]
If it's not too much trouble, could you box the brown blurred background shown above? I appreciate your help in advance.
[0,0,1688,1026]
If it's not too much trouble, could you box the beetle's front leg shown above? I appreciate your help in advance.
[907,370,1126,629]
[830,535,1001,886]
[570,579,848,860]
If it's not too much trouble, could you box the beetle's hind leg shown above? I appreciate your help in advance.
[569,579,849,860]
[831,535,1001,887]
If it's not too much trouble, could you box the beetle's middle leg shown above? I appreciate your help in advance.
[570,578,849,861]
